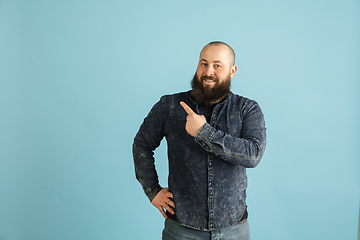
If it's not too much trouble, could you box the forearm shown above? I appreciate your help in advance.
[195,123,266,167]
[195,101,266,167]
[133,135,163,202]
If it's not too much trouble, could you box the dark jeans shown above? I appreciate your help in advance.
[162,219,250,240]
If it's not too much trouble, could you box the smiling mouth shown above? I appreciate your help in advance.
[201,76,217,84]
[205,79,215,83]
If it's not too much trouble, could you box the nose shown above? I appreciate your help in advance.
[204,65,214,76]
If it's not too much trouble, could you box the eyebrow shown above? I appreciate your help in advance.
[200,59,223,64]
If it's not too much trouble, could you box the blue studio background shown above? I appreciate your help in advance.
[0,0,359,239]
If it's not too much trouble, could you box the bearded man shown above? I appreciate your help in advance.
[133,41,266,240]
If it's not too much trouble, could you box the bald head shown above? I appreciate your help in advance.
[193,41,237,104]
[201,41,235,66]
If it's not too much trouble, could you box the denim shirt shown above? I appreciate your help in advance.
[133,90,266,231]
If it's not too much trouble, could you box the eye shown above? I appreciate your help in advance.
[200,62,207,66]
[215,64,221,68]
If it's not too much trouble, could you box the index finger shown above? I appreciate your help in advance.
[180,101,195,115]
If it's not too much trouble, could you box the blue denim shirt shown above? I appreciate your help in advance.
[133,90,266,231]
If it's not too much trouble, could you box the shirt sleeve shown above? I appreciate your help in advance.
[194,100,266,168]
[132,97,165,202]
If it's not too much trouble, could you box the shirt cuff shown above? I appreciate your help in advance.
[144,184,163,202]
[195,123,215,148]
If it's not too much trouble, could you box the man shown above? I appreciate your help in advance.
[133,41,266,240]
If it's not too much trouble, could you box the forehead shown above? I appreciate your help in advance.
[199,44,232,64]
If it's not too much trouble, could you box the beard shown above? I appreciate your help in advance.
[191,73,231,105]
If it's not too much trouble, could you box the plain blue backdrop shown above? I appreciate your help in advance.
[0,0,359,239]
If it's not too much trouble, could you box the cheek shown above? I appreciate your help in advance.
[215,72,225,80]
[217,70,231,80]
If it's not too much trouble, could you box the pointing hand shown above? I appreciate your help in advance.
[180,101,207,137]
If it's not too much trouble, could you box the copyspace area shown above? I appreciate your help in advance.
[0,1,359,239]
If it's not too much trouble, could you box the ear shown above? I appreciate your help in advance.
[230,65,237,78]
